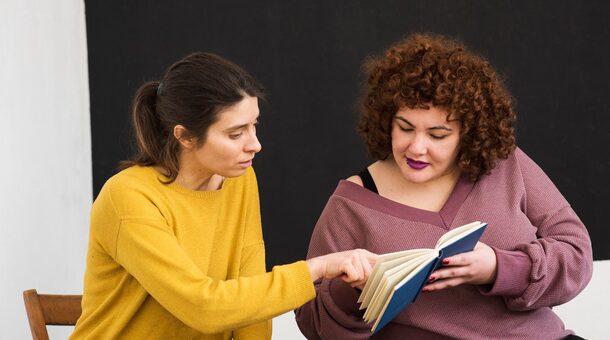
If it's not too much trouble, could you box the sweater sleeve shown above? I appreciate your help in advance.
[232,243,273,339]
[97,183,315,335]
[483,149,593,311]
[233,173,272,340]
[295,195,373,339]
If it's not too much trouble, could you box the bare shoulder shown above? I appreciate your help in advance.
[346,175,363,186]
[346,161,386,186]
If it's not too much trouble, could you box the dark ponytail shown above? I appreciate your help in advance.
[120,52,264,182]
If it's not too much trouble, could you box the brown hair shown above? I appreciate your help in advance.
[358,33,516,181]
[120,52,264,181]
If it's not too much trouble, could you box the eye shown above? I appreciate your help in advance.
[229,132,243,140]
[430,134,448,140]
[398,126,414,132]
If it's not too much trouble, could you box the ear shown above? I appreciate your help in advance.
[173,125,197,150]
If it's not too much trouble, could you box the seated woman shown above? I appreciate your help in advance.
[70,52,376,340]
[295,33,592,339]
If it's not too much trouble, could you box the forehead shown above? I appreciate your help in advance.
[214,96,260,127]
[395,106,458,126]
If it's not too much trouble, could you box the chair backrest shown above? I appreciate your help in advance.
[23,289,82,340]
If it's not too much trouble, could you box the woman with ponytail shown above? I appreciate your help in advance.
[70,53,377,340]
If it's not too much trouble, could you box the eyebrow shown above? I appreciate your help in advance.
[223,114,260,132]
[395,116,453,132]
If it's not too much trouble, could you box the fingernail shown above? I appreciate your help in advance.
[428,276,436,282]
[442,259,449,265]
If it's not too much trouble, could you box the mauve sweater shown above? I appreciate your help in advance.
[295,148,593,340]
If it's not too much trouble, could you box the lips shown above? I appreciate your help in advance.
[406,157,429,170]
[239,159,253,167]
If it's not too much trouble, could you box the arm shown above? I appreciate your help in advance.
[483,150,593,310]
[423,150,592,310]
[295,194,374,340]
[233,179,271,340]
[95,185,315,335]
[494,213,592,309]
[232,243,273,339]
[116,220,314,334]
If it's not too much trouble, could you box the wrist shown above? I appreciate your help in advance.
[306,257,323,281]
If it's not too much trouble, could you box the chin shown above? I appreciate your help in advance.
[401,170,434,184]
[405,175,434,184]
[223,168,249,178]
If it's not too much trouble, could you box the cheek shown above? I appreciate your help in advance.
[435,140,460,164]
[199,142,236,163]
[219,141,244,160]
[390,131,409,152]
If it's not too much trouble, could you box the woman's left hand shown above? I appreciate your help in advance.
[422,242,497,292]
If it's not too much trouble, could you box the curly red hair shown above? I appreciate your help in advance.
[358,33,516,181]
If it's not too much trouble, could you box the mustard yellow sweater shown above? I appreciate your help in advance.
[70,166,315,340]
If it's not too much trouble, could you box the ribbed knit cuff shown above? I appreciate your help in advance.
[479,247,531,297]
[318,278,369,329]
[285,261,317,307]
[325,278,364,316]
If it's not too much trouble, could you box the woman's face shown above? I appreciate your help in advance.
[390,105,461,184]
[189,95,262,178]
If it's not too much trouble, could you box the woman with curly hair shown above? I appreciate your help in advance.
[295,33,592,339]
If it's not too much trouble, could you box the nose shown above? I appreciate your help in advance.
[245,131,262,154]
[408,133,427,155]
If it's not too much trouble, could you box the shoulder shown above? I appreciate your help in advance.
[483,147,526,175]
[492,147,544,176]
[513,147,539,168]
[480,147,558,195]
[95,166,165,214]
[346,175,363,186]
[103,165,159,191]
[91,167,166,255]
[345,161,384,186]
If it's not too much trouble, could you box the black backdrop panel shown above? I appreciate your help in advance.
[86,1,610,263]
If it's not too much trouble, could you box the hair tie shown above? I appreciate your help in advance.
[157,82,163,96]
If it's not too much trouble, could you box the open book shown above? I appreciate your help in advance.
[358,221,488,333]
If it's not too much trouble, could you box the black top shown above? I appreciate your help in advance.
[358,168,379,194]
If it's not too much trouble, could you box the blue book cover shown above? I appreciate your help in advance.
[365,222,488,333]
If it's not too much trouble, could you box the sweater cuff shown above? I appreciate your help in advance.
[285,261,317,307]
[325,278,364,316]
[479,247,531,297]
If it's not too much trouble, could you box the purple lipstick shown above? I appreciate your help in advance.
[406,157,430,170]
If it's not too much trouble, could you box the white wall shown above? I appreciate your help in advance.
[0,0,91,339]
[554,259,610,339]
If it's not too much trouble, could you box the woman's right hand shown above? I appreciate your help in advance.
[306,249,377,289]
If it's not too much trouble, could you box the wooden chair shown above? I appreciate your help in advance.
[23,289,82,340]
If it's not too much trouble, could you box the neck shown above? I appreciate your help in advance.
[376,158,462,212]
[174,151,219,191]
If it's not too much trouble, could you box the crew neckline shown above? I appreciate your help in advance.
[148,167,229,198]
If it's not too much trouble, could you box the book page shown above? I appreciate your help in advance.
[363,252,434,322]
[370,255,438,332]
[359,249,429,307]
[435,221,483,249]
